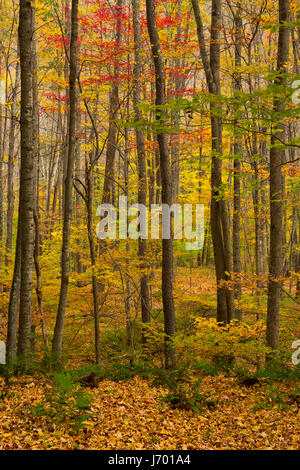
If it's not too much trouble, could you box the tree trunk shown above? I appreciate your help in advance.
[146,0,176,368]
[86,153,100,364]
[0,61,4,267]
[232,2,242,319]
[17,0,35,363]
[191,0,235,324]
[266,0,290,353]
[296,248,300,299]
[170,0,183,202]
[6,61,20,264]
[132,0,150,335]
[101,0,123,205]
[32,9,48,348]
[52,0,79,362]
[6,214,21,363]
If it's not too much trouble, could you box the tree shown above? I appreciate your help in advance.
[52,0,79,362]
[101,0,123,206]
[16,0,35,363]
[6,60,19,265]
[146,0,176,368]
[191,0,235,324]
[132,0,150,334]
[266,0,290,353]
[32,6,48,347]
[232,1,242,320]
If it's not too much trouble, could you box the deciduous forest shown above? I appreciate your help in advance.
[0,0,299,452]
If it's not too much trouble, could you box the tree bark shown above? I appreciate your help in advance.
[32,8,48,347]
[146,0,176,368]
[17,0,35,363]
[0,60,4,266]
[52,0,79,361]
[232,2,242,319]
[266,0,290,353]
[101,0,123,205]
[86,152,100,364]
[132,0,150,334]
[192,0,235,323]
[6,214,21,363]
[6,61,20,264]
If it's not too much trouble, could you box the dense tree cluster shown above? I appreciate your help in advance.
[0,0,299,368]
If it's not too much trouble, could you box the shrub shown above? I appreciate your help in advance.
[160,375,217,412]
[257,360,300,384]
[174,318,271,368]
[193,360,219,377]
[152,367,217,412]
[31,371,93,431]
[253,386,290,411]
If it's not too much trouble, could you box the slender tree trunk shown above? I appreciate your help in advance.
[296,247,300,299]
[52,0,79,361]
[147,134,155,206]
[74,99,83,274]
[102,84,118,205]
[146,0,176,368]
[62,0,71,204]
[259,136,268,277]
[6,61,20,264]
[250,135,264,297]
[192,0,234,324]
[6,214,21,363]
[124,112,133,347]
[266,0,290,353]
[0,60,4,267]
[101,0,123,205]
[170,0,183,202]
[86,154,100,364]
[32,9,48,347]
[17,0,35,363]
[232,2,242,319]
[132,0,150,335]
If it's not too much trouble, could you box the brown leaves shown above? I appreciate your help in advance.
[0,374,299,450]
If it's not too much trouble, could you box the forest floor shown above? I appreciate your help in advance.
[0,267,299,450]
[0,372,299,450]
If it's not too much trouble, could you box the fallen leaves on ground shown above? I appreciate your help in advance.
[0,374,299,450]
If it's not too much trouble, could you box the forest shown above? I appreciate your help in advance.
[0,0,299,452]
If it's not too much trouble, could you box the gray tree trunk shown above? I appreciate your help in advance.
[192,0,235,324]
[266,0,290,353]
[17,0,35,363]
[232,2,242,319]
[52,0,79,361]
[6,61,20,264]
[146,0,176,368]
[32,8,48,347]
[132,0,150,334]
[101,0,123,205]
